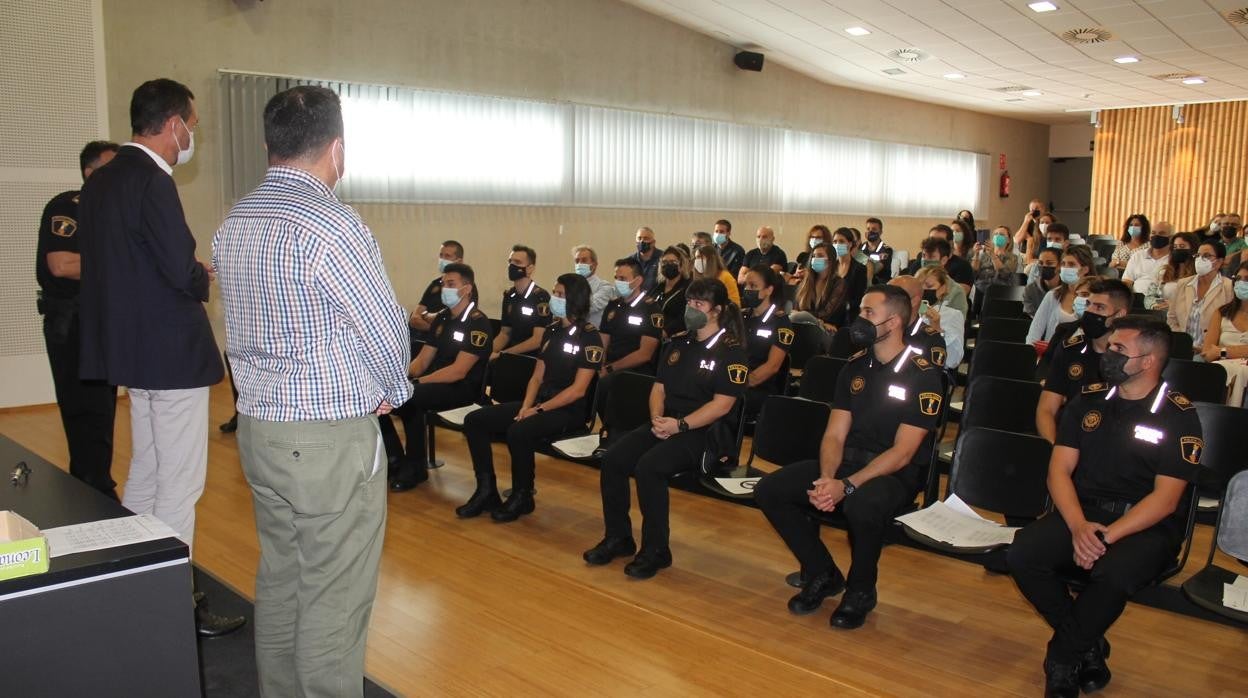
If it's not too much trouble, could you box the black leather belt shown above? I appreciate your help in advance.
[1081,496,1134,515]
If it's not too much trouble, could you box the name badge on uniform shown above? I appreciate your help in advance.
[521,306,534,316]
[887,385,907,401]
[869,254,881,262]
[755,329,772,338]
[627,315,643,326]
[1133,424,1163,444]
[563,342,580,355]
[452,331,465,342]
[698,359,717,371]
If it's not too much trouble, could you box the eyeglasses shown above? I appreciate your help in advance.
[1196,253,1219,261]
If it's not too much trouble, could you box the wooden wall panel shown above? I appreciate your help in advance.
[1090,100,1248,235]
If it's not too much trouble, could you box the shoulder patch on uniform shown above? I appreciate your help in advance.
[584,323,598,333]
[931,346,946,367]
[584,345,604,364]
[850,376,866,394]
[1064,332,1085,349]
[1167,391,1195,411]
[650,313,664,329]
[666,348,681,365]
[727,363,748,384]
[1180,436,1204,465]
[1067,363,1084,380]
[848,349,867,362]
[777,327,795,346]
[50,215,77,238]
[1081,382,1109,394]
[536,302,550,317]
[470,330,488,348]
[1082,410,1102,431]
[919,391,942,416]
[910,355,934,371]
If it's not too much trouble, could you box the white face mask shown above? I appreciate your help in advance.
[1195,257,1215,276]
[1038,222,1049,235]
[173,117,195,166]
[693,257,706,274]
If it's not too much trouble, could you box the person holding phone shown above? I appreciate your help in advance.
[971,226,1021,315]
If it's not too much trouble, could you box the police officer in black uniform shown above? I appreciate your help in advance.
[460,273,603,522]
[584,277,748,579]
[1036,278,1132,443]
[649,245,691,341]
[1009,316,1203,697]
[36,141,120,497]
[887,275,950,369]
[594,258,662,422]
[388,263,492,491]
[407,240,469,343]
[862,217,894,284]
[755,285,945,629]
[493,244,551,357]
[741,265,793,418]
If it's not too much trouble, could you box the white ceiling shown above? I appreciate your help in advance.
[619,0,1248,124]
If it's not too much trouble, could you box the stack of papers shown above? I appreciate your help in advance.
[713,477,761,495]
[895,494,1020,549]
[42,514,180,558]
[1223,576,1248,612]
[551,434,601,459]
[436,404,482,426]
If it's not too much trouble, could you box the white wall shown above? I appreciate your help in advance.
[1050,124,1096,159]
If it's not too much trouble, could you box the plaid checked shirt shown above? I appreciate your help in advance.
[213,166,411,422]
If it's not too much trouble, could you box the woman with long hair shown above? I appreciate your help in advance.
[791,242,850,335]
[458,273,603,521]
[650,245,692,340]
[1026,246,1096,345]
[1201,261,1248,405]
[741,265,793,417]
[1111,214,1149,271]
[950,217,975,260]
[692,243,741,306]
[914,266,967,368]
[831,227,869,318]
[585,277,748,579]
[971,225,1021,313]
[1152,232,1199,310]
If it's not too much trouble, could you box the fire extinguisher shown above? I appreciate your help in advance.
[999,170,1011,198]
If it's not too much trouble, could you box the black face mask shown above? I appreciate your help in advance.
[637,241,652,254]
[1150,235,1169,250]
[660,262,680,280]
[1222,227,1239,240]
[1099,349,1142,386]
[741,289,761,309]
[1079,310,1110,340]
[1170,248,1192,264]
[867,232,881,242]
[1039,266,1057,282]
[848,316,891,346]
[921,289,938,305]
[507,263,528,282]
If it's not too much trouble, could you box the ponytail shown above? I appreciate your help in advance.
[721,301,746,347]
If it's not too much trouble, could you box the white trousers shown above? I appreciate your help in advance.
[122,386,210,551]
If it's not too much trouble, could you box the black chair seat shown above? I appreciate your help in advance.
[1181,565,1248,625]
[796,356,847,404]
[1163,359,1227,405]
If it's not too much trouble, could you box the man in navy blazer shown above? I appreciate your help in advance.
[78,78,240,637]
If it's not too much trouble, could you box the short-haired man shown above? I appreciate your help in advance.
[214,85,412,694]
[910,225,974,292]
[861,217,893,283]
[740,226,788,285]
[755,285,945,630]
[691,231,713,250]
[1009,317,1203,697]
[908,237,969,316]
[1035,279,1132,442]
[887,275,949,368]
[713,219,746,278]
[493,244,551,357]
[630,226,660,292]
[1122,225,1172,292]
[573,244,617,327]
[594,258,662,427]
[408,240,467,340]
[36,140,119,497]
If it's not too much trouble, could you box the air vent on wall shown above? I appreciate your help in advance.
[882,68,906,75]
[1061,27,1113,44]
[1224,8,1248,25]
[887,47,927,63]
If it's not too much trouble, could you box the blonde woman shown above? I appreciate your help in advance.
[692,244,741,306]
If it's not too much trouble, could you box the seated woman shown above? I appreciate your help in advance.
[971,226,1021,315]
[790,242,849,345]
[1026,246,1095,345]
[741,265,793,418]
[792,224,831,282]
[914,266,967,368]
[692,244,741,306]
[649,245,691,341]
[1110,213,1148,272]
[1151,231,1198,310]
[1023,247,1062,317]
[831,227,869,319]
[1201,261,1248,406]
[583,278,748,579]
[459,273,603,522]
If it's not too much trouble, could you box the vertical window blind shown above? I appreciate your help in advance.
[220,71,989,216]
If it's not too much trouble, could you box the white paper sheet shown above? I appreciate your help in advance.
[436,404,482,426]
[552,434,601,459]
[1197,496,1220,510]
[714,477,762,495]
[42,514,181,558]
[1233,575,1248,590]
[1223,584,1248,612]
[895,500,1019,548]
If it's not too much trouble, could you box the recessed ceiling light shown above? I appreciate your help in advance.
[1113,56,1139,64]
[1021,90,1044,96]
[882,68,906,75]
[1182,77,1206,85]
[1005,98,1025,102]
[944,72,966,79]
[846,26,871,36]
[1029,2,1058,12]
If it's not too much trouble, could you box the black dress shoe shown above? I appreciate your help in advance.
[1078,637,1111,693]
[623,548,672,580]
[583,536,637,565]
[490,489,535,523]
[787,568,846,616]
[785,571,805,589]
[455,487,501,518]
[219,414,238,433]
[196,605,246,638]
[389,460,430,492]
[830,589,877,629]
[1043,659,1080,698]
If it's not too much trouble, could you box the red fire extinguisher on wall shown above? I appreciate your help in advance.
[999,170,1011,198]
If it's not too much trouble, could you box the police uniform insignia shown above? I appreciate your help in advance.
[1068,363,1084,380]
[606,310,616,323]
[911,356,932,370]
[651,313,664,329]
[848,349,867,361]
[71,195,79,204]
[931,347,946,367]
[1064,333,1084,348]
[727,364,748,385]
[1081,382,1108,394]
[850,376,866,394]
[536,303,550,317]
[51,216,77,238]
[585,345,604,363]
[470,330,488,347]
[1167,391,1194,411]
[667,349,680,365]
[1180,436,1204,465]
[470,309,485,319]
[777,327,795,346]
[1082,410,1102,432]
[919,391,942,416]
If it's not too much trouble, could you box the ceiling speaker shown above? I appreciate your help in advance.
[734,51,764,72]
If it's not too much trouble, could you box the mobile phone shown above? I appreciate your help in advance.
[919,300,930,316]
[1030,210,1040,219]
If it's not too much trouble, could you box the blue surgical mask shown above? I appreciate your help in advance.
[809,257,828,273]
[1059,267,1079,284]
[1047,241,1063,249]
[1127,225,1142,238]
[921,258,942,269]
[440,286,461,307]
[549,296,567,318]
[833,243,849,258]
[992,234,1008,248]
[952,231,964,244]
[574,263,592,277]
[437,258,451,273]
[809,237,820,249]
[614,279,633,297]
[1235,280,1248,301]
[713,232,728,245]
[1072,295,1089,317]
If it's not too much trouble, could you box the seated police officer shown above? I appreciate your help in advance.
[1008,316,1203,697]
[594,258,662,424]
[492,244,550,358]
[408,240,466,341]
[887,275,950,368]
[754,285,944,629]
[1036,278,1132,443]
[389,264,492,491]
[741,265,793,418]
[583,278,748,579]
[460,273,603,521]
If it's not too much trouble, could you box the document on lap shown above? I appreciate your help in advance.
[895,495,1019,549]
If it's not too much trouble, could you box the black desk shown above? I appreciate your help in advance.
[0,435,200,696]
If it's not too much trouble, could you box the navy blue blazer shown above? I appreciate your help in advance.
[78,145,224,390]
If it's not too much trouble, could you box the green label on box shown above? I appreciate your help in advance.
[0,537,50,581]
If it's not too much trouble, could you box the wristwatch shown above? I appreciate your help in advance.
[1221,346,1228,359]
[604,364,615,374]
[840,478,857,496]
[534,404,544,413]
[677,418,690,433]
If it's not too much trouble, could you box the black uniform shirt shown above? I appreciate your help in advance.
[426,301,493,387]
[743,305,793,392]
[536,320,604,402]
[649,279,688,340]
[904,317,949,368]
[860,240,894,282]
[1057,382,1204,503]
[1043,328,1104,399]
[656,328,748,418]
[600,292,661,364]
[718,239,747,277]
[833,346,945,478]
[36,190,82,299]
[743,245,788,273]
[501,281,551,352]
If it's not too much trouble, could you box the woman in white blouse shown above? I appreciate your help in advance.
[1200,261,1248,406]
[1026,246,1096,345]
[1110,213,1148,271]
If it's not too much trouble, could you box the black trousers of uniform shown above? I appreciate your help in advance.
[462,400,583,491]
[1007,509,1181,664]
[43,310,117,496]
[385,381,479,465]
[754,459,915,592]
[600,424,708,551]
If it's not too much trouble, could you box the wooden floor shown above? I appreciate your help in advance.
[2,383,1245,697]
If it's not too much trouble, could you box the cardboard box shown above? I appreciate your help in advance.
[0,511,49,581]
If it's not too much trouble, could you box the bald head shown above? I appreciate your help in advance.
[1154,221,1175,237]
[755,226,775,252]
[888,275,922,314]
